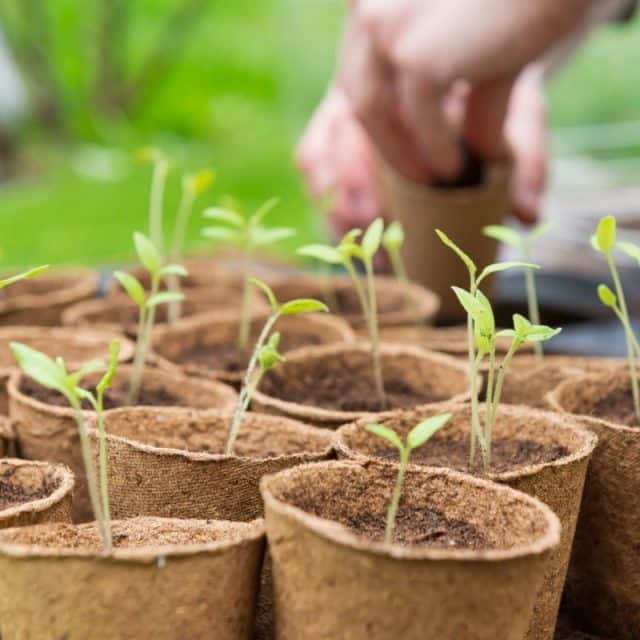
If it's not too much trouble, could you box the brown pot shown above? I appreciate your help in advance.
[0,458,74,529]
[0,267,97,326]
[0,516,264,639]
[261,460,560,640]
[151,310,355,385]
[546,368,640,639]
[336,402,597,640]
[8,365,237,522]
[0,416,15,456]
[380,161,511,321]
[0,326,135,416]
[270,274,440,329]
[252,343,470,428]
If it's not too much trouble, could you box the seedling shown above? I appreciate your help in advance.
[10,340,121,551]
[202,198,295,350]
[0,264,50,289]
[225,278,328,454]
[483,222,554,360]
[139,147,171,255]
[366,413,452,543]
[298,218,387,405]
[592,215,640,421]
[114,232,186,403]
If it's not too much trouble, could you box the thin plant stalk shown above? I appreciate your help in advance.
[238,251,253,350]
[385,449,409,544]
[149,160,169,255]
[467,280,479,465]
[95,393,112,550]
[363,257,386,406]
[523,246,543,360]
[469,352,488,471]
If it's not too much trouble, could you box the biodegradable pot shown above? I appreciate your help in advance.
[0,516,264,639]
[261,460,560,640]
[381,161,511,321]
[0,458,74,529]
[0,326,135,415]
[336,402,597,640]
[151,310,355,385]
[252,343,470,428]
[8,365,237,522]
[0,416,14,456]
[270,274,440,329]
[547,368,640,639]
[0,268,97,326]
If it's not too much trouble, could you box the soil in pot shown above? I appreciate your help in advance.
[261,460,559,640]
[335,402,597,640]
[0,516,265,639]
[0,458,74,529]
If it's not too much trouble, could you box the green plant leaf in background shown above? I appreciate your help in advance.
[113,271,146,307]
[407,413,451,450]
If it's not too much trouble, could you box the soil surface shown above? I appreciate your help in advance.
[346,506,491,549]
[0,466,60,510]
[20,377,182,410]
[590,387,640,428]
[378,437,569,474]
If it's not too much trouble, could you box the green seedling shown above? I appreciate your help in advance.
[114,232,186,404]
[10,340,121,551]
[483,222,554,360]
[592,215,640,421]
[0,264,50,289]
[298,218,387,405]
[366,413,452,544]
[138,147,171,255]
[202,198,295,350]
[225,278,328,454]
[452,285,560,472]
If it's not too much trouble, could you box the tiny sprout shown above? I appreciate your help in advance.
[299,218,387,405]
[0,264,50,289]
[592,215,640,421]
[367,413,451,543]
[225,279,328,455]
[139,147,171,254]
[202,197,295,350]
[114,232,186,404]
[10,339,121,551]
[483,222,554,360]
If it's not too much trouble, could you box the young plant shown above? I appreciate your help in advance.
[114,232,186,403]
[10,339,121,551]
[225,278,328,454]
[0,264,50,289]
[298,218,387,405]
[483,222,554,360]
[201,198,295,350]
[366,413,452,543]
[592,215,640,421]
[139,147,171,255]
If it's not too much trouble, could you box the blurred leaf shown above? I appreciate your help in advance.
[382,221,404,252]
[147,292,184,308]
[407,413,451,450]
[436,229,476,276]
[202,207,244,227]
[483,225,523,248]
[184,169,215,196]
[366,424,404,452]
[10,342,66,393]
[297,244,344,265]
[0,265,49,289]
[361,218,384,259]
[133,232,161,274]
[280,298,328,316]
[114,271,145,308]
[598,283,617,308]
[249,277,279,312]
[250,226,295,247]
[159,264,188,277]
[97,339,120,394]
[594,216,616,253]
[529,221,554,241]
[618,241,640,266]
[201,226,242,243]
[249,197,279,226]
[477,261,538,284]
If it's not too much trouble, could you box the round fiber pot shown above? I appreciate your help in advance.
[270,274,440,329]
[0,416,15,457]
[381,161,511,321]
[261,460,560,640]
[9,365,237,522]
[0,326,135,415]
[336,402,597,640]
[252,343,470,428]
[0,458,74,529]
[151,310,355,385]
[0,267,97,326]
[0,516,264,639]
[547,368,640,639]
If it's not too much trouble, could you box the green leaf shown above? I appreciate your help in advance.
[146,292,184,308]
[297,244,344,265]
[67,359,106,388]
[361,218,384,259]
[0,265,50,289]
[184,169,215,196]
[512,313,531,336]
[280,298,329,315]
[435,229,476,276]
[113,271,145,308]
[202,207,244,227]
[133,232,161,275]
[523,325,562,343]
[482,225,523,248]
[618,241,640,266]
[382,221,404,252]
[597,284,616,308]
[97,339,121,394]
[159,264,188,278]
[451,286,485,321]
[258,332,285,372]
[249,278,279,312]
[407,413,452,450]
[594,216,616,254]
[249,226,296,247]
[477,261,539,284]
[495,329,517,338]
[365,424,404,452]
[529,221,554,241]
[201,226,242,243]
[249,197,279,226]
[10,342,66,393]
[474,289,495,336]
[339,229,362,246]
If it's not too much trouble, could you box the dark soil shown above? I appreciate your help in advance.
[20,377,182,410]
[345,506,491,549]
[379,436,569,474]
[0,466,60,510]
[590,387,640,428]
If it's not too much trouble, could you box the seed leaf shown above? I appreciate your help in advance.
[249,197,279,227]
[133,232,161,275]
[201,226,242,243]
[146,291,184,308]
[483,225,523,248]
[258,332,285,372]
[249,278,279,311]
[280,298,329,316]
[366,424,404,452]
[594,216,616,254]
[97,339,121,394]
[10,342,66,393]
[113,271,145,307]
[477,261,539,284]
[523,325,561,342]
[382,221,404,252]
[250,226,296,247]
[297,244,344,265]
[159,263,188,278]
[0,264,49,289]
[435,229,477,276]
[597,284,617,308]
[202,207,244,227]
[184,169,215,196]
[618,241,640,266]
[529,221,554,241]
[452,286,485,321]
[407,413,451,450]
[361,218,384,260]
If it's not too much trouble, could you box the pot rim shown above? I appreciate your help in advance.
[261,460,561,562]
[0,458,74,521]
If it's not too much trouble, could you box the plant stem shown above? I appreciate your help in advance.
[364,257,386,407]
[238,251,252,350]
[467,278,479,465]
[149,160,168,257]
[385,448,409,544]
[95,393,112,551]
[484,343,496,442]
[167,188,195,322]
[469,351,488,472]
[523,246,542,361]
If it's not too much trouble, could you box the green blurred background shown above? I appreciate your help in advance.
[0,0,637,268]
